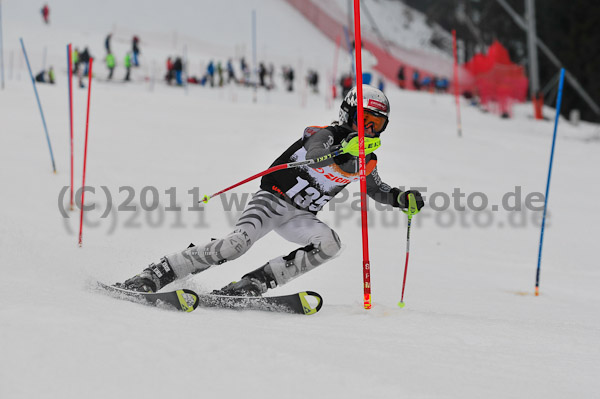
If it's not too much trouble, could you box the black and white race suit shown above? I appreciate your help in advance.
[164,124,402,288]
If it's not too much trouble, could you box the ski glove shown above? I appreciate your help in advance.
[335,132,381,157]
[396,190,425,211]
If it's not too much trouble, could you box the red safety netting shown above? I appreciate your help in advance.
[464,41,528,117]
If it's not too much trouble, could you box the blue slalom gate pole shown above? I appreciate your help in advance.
[20,37,56,173]
[535,68,565,296]
[1,0,5,90]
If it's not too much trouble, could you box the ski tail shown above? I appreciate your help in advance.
[296,291,323,315]
[96,282,199,313]
[175,289,200,312]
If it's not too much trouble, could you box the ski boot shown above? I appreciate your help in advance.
[116,258,176,293]
[214,263,277,297]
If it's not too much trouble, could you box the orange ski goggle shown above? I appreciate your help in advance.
[353,110,388,135]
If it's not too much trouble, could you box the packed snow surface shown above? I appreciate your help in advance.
[1,1,599,398]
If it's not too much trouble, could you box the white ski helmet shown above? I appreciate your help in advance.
[339,84,390,132]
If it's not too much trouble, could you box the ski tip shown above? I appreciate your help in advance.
[398,301,406,308]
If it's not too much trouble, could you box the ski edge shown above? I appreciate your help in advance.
[196,290,323,315]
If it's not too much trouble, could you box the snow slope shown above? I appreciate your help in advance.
[1,1,600,398]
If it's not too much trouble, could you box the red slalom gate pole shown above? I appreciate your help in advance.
[353,0,371,310]
[67,43,74,210]
[79,58,93,247]
[452,30,462,137]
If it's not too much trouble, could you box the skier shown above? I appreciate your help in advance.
[116,85,424,296]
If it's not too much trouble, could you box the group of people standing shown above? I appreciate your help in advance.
[103,34,141,82]
[164,56,302,93]
[397,65,449,93]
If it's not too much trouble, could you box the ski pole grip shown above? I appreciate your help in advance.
[402,193,419,217]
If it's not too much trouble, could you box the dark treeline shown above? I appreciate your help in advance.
[402,0,600,122]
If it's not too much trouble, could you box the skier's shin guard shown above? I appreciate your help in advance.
[268,236,342,286]
[165,230,252,278]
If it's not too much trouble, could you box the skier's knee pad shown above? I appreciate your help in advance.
[212,230,253,262]
[319,230,342,258]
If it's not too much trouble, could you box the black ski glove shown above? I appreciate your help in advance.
[396,189,425,211]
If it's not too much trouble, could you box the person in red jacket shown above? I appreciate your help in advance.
[41,4,50,24]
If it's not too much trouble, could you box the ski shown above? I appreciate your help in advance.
[97,282,323,315]
[195,291,323,315]
[96,282,199,313]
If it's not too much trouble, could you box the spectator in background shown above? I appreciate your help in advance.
[105,52,116,80]
[166,57,175,85]
[412,69,421,90]
[206,60,215,87]
[397,65,405,89]
[217,62,224,87]
[105,34,112,54]
[258,63,267,87]
[307,69,319,93]
[267,63,275,89]
[72,47,80,74]
[79,47,91,77]
[434,76,449,93]
[421,75,432,91]
[132,36,140,67]
[226,59,236,84]
[173,57,183,86]
[340,73,353,98]
[283,66,294,92]
[124,52,132,81]
[35,66,55,84]
[240,57,249,84]
[41,4,50,24]
[378,77,385,93]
